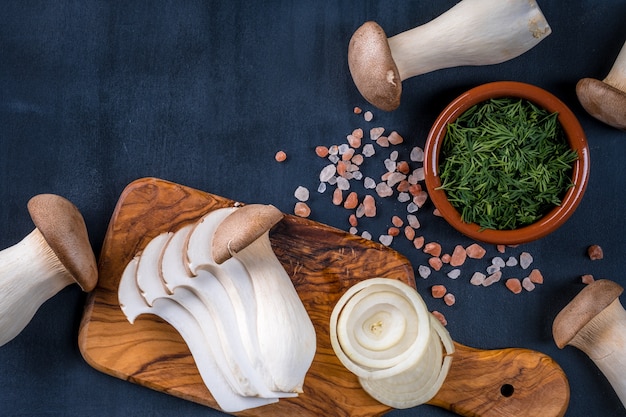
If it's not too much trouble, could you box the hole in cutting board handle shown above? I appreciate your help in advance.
[500,383,515,397]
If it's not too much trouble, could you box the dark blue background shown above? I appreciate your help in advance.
[1,1,625,416]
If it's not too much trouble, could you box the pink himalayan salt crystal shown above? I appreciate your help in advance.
[351,154,364,166]
[341,148,355,161]
[376,136,390,147]
[379,235,393,246]
[581,274,595,285]
[397,161,410,174]
[363,195,376,217]
[587,244,604,260]
[428,257,443,271]
[482,270,502,287]
[528,269,544,284]
[407,214,420,229]
[418,265,431,279]
[294,186,310,202]
[319,164,336,182]
[344,192,358,209]
[376,182,394,198]
[410,146,424,162]
[315,146,329,158]
[352,128,364,139]
[332,188,343,205]
[444,293,456,306]
[413,236,425,249]
[364,110,373,121]
[391,215,403,227]
[506,278,523,294]
[349,214,358,227]
[497,244,506,253]
[466,243,486,259]
[470,272,486,286]
[388,131,403,145]
[423,242,442,257]
[431,284,447,298]
[441,253,451,264]
[404,225,415,241]
[362,143,375,157]
[450,245,467,267]
[433,208,442,217]
[353,106,362,114]
[431,310,447,326]
[294,202,311,218]
[370,127,385,140]
[522,277,536,292]
[520,252,534,269]
[413,191,428,207]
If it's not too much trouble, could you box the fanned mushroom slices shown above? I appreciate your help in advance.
[118,204,316,412]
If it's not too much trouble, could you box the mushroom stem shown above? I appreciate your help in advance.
[0,229,75,346]
[603,40,626,92]
[553,280,626,408]
[388,0,551,80]
[0,194,97,347]
[348,0,551,111]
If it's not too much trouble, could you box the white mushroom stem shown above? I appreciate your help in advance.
[388,0,551,80]
[0,229,74,346]
[603,40,626,91]
[566,299,626,408]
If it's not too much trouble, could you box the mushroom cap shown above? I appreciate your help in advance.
[348,21,401,112]
[576,78,626,130]
[27,194,98,292]
[212,204,284,264]
[552,279,624,349]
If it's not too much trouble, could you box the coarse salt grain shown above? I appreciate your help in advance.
[379,235,393,246]
[466,243,486,259]
[418,265,431,279]
[364,177,376,189]
[582,274,594,284]
[520,252,534,269]
[398,192,410,203]
[364,111,373,121]
[344,192,358,209]
[376,136,390,147]
[375,182,393,197]
[315,146,329,158]
[407,214,420,229]
[370,127,384,140]
[317,182,326,193]
[361,231,372,240]
[428,257,443,271]
[506,278,523,294]
[483,270,502,286]
[362,144,375,157]
[410,147,424,162]
[505,256,518,267]
[388,131,403,145]
[336,177,350,190]
[407,202,419,213]
[275,151,287,162]
[294,202,311,218]
[431,285,447,298]
[413,236,425,249]
[522,277,535,292]
[450,245,467,267]
[492,257,506,268]
[319,164,336,182]
[294,186,310,202]
[528,269,543,284]
[470,272,486,286]
[444,293,456,306]
[447,269,461,279]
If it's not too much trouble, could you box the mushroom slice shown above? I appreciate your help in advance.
[118,256,276,412]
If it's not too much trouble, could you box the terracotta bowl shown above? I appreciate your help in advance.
[423,81,590,245]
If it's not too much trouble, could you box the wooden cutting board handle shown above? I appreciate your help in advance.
[427,342,569,417]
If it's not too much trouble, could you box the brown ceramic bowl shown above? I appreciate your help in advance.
[423,81,590,245]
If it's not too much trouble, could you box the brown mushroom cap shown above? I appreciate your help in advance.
[27,194,98,292]
[552,279,624,348]
[212,204,284,264]
[348,21,402,112]
[576,78,626,130]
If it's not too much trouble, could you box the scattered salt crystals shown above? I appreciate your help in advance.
[447,269,461,279]
[384,158,397,173]
[431,310,447,326]
[386,172,406,187]
[294,202,311,218]
[407,202,419,213]
[390,150,399,161]
[346,135,361,148]
[294,186,310,202]
[486,264,500,275]
[375,182,394,197]
[362,143,376,157]
[376,136,390,147]
[410,168,425,183]
[418,265,431,279]
[505,256,518,267]
[520,252,533,269]
[388,131,403,145]
[349,227,358,235]
[410,147,424,162]
[317,182,326,193]
[466,243,486,259]
[482,270,502,286]
[443,293,456,306]
[364,177,376,189]
[581,274,594,285]
[404,226,416,240]
[413,191,428,207]
[506,278,522,294]
[328,154,339,164]
[398,192,411,203]
[407,214,420,229]
[496,244,506,253]
[319,164,336,182]
[338,143,350,154]
[522,277,535,292]
[470,272,486,286]
[361,231,372,240]
[450,245,467,267]
[352,171,363,180]
[363,195,377,217]
[351,154,364,165]
[364,111,373,122]
[336,177,350,190]
[413,236,425,249]
[379,235,393,246]
[370,127,385,140]
[431,285,447,298]
[492,257,506,268]
[356,204,365,218]
[528,269,543,284]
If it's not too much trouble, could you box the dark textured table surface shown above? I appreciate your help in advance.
[1,1,625,416]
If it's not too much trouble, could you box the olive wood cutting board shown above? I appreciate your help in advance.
[78,177,569,417]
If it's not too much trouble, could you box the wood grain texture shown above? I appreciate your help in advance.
[78,177,570,417]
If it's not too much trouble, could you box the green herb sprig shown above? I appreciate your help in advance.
[437,98,579,230]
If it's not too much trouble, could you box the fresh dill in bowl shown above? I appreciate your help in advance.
[437,97,579,230]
